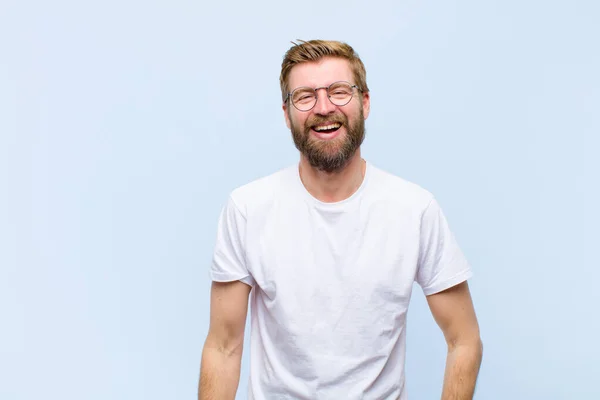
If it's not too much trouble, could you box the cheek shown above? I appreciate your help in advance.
[353,101,366,121]
[290,112,308,129]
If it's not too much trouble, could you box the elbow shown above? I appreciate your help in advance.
[448,333,483,355]
[204,333,245,358]
[216,341,244,357]
[472,336,484,359]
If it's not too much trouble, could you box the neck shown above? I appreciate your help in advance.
[298,150,366,203]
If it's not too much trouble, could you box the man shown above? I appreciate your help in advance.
[199,40,483,400]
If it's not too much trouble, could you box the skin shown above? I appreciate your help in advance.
[198,281,251,400]
[283,57,371,203]
[198,57,482,399]
[427,282,483,399]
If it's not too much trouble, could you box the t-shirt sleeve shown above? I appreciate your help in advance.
[416,198,472,296]
[209,195,255,287]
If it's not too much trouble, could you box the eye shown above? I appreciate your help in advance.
[293,90,315,104]
[329,83,353,97]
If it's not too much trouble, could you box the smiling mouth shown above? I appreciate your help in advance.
[312,123,342,134]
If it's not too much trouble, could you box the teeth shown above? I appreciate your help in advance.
[314,123,341,132]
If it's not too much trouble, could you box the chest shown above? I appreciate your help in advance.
[245,202,421,308]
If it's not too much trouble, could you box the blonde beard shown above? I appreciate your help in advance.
[289,109,365,173]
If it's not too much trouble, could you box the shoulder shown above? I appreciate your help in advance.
[366,163,435,213]
[227,164,298,217]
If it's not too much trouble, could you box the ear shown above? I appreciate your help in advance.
[362,91,371,120]
[283,102,292,129]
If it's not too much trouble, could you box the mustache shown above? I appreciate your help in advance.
[306,114,347,129]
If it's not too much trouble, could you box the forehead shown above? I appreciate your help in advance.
[288,57,354,90]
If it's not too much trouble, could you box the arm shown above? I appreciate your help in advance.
[427,281,483,400]
[199,280,252,400]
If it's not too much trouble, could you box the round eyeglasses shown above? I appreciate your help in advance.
[286,81,362,112]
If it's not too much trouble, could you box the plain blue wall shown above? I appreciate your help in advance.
[1,0,599,399]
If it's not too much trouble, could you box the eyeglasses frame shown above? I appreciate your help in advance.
[285,80,363,112]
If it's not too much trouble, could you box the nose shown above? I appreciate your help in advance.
[313,88,336,115]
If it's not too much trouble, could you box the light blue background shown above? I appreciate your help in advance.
[1,0,598,399]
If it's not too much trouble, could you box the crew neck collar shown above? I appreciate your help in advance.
[294,160,371,211]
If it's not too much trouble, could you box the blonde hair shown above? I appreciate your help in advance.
[279,39,369,102]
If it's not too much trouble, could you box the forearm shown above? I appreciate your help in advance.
[198,345,243,400]
[440,339,483,400]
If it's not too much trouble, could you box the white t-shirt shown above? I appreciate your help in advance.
[209,161,472,400]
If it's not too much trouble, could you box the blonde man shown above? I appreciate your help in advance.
[199,40,483,400]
